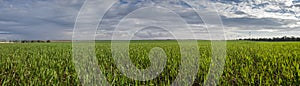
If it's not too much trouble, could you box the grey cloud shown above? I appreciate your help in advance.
[0,0,299,40]
[133,26,173,39]
[0,0,84,40]
[222,16,282,27]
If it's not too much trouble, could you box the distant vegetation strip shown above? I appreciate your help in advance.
[240,36,300,41]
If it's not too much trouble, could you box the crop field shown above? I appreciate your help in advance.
[0,41,299,85]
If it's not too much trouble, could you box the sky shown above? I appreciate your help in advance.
[0,0,299,40]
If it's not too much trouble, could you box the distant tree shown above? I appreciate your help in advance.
[47,40,51,43]
[21,40,29,43]
[240,36,300,41]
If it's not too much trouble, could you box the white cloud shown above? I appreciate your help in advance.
[0,0,299,40]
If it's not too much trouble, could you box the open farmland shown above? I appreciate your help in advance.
[0,41,299,85]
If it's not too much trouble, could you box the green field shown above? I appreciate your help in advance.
[0,41,299,85]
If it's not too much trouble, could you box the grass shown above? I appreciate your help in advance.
[0,41,299,85]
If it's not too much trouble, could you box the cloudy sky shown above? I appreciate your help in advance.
[0,0,299,40]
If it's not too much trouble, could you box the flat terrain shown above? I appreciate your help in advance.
[0,41,299,85]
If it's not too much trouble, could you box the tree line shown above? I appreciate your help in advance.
[239,36,300,41]
[0,40,51,43]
